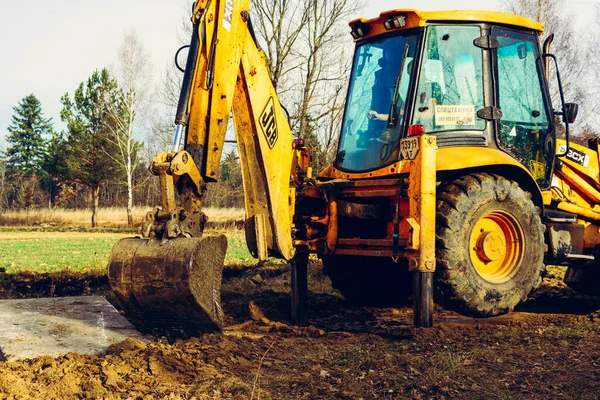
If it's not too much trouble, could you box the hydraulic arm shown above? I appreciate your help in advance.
[149,0,298,258]
[109,0,301,333]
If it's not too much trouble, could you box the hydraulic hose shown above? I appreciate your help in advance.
[173,18,202,152]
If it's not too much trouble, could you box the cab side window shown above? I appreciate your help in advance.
[494,27,551,185]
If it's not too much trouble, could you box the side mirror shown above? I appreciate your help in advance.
[564,103,579,124]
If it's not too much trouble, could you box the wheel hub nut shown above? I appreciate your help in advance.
[476,231,505,262]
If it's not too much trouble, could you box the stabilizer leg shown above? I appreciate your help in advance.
[291,252,309,325]
[413,271,433,328]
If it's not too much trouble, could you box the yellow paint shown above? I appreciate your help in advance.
[469,210,524,283]
[437,146,531,173]
[349,9,543,42]
[556,139,600,181]
[321,146,535,181]
[556,165,600,204]
[557,202,600,221]
[232,23,295,260]
[407,134,437,272]
[541,190,553,206]
[180,0,297,260]
[169,151,203,191]
[319,161,408,180]
[186,0,216,165]
[549,146,600,251]
[187,0,252,180]
[551,139,600,226]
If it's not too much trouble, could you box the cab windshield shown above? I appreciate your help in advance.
[336,33,419,172]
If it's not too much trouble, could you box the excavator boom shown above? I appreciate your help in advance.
[108,0,298,334]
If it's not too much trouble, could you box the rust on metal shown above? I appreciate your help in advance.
[153,160,176,212]
[141,207,207,239]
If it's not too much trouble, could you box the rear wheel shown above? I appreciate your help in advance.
[322,255,412,306]
[436,173,545,317]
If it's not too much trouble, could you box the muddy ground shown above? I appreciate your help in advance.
[0,262,599,399]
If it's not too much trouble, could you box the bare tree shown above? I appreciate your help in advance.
[149,65,182,153]
[316,79,348,166]
[290,0,362,173]
[0,156,7,211]
[252,0,307,90]
[147,2,194,156]
[296,1,346,136]
[252,0,363,168]
[108,30,152,228]
[147,0,363,195]
[586,5,600,129]
[571,124,598,146]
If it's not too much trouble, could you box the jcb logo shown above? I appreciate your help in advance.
[260,97,278,148]
[222,0,234,32]
[558,144,591,168]
[566,149,590,168]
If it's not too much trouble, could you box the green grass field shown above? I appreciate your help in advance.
[0,230,253,274]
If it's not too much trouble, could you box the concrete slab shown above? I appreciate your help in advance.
[0,296,145,362]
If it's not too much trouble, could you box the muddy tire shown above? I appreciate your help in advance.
[322,255,411,306]
[564,267,600,295]
[436,173,545,317]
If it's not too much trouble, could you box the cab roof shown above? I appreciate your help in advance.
[349,9,544,41]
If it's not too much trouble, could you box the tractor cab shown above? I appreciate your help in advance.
[332,10,557,189]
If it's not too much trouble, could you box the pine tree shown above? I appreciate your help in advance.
[41,133,71,207]
[300,114,328,173]
[6,94,52,177]
[60,68,126,227]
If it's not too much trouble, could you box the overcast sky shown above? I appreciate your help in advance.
[1,0,597,148]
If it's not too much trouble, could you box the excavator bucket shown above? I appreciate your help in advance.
[108,235,228,336]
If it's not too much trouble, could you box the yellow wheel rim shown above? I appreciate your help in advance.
[469,210,524,283]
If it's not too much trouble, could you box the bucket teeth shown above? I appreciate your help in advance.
[108,235,228,336]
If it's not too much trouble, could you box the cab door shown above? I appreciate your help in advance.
[492,27,554,188]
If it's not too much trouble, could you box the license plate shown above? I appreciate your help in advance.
[400,137,419,160]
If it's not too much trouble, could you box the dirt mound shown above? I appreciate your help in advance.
[1,311,600,399]
[0,335,255,399]
[0,272,108,299]
[0,263,600,399]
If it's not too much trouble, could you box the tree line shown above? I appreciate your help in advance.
[1,0,360,227]
[0,79,243,228]
[2,0,599,228]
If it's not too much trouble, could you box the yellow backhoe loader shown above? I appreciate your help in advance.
[108,1,598,333]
